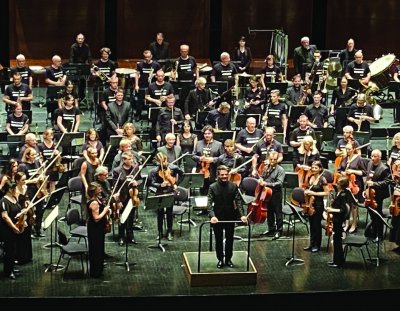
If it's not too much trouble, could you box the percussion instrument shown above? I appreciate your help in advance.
[115,68,136,89]
[199,64,212,75]
[29,65,46,75]
[369,54,397,89]
[237,72,252,88]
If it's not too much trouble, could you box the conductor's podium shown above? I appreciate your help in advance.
[182,251,257,287]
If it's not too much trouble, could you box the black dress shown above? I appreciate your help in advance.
[87,198,106,278]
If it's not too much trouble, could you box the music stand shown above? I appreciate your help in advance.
[146,194,175,252]
[115,199,137,271]
[109,135,123,149]
[43,205,63,272]
[213,130,234,143]
[288,105,306,128]
[265,82,289,94]
[46,86,64,99]
[178,173,205,228]
[56,168,78,189]
[43,187,67,249]
[285,202,306,267]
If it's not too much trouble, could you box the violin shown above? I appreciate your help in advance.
[390,194,400,217]
[159,166,177,185]
[295,166,312,189]
[129,187,140,207]
[247,183,271,224]
[325,212,333,236]
[347,173,359,195]
[364,185,377,209]
[303,194,315,216]
[199,161,210,179]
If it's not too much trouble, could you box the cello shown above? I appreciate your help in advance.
[247,182,272,224]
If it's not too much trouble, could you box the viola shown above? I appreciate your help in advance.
[325,212,333,236]
[303,194,315,216]
[159,167,176,185]
[347,173,359,195]
[333,155,343,183]
[295,166,312,189]
[364,186,377,209]
[390,195,400,217]
[199,161,210,179]
[247,184,272,224]
[229,171,241,186]
[129,187,140,207]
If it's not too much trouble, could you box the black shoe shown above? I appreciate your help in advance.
[328,263,342,269]
[217,261,224,269]
[272,232,281,240]
[196,210,208,216]
[327,261,334,265]
[225,260,234,268]
[303,246,312,251]
[133,224,144,231]
[311,247,320,253]
[128,238,136,244]
[118,238,125,246]
[261,229,276,236]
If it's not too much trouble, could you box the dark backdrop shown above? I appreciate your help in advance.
[2,0,399,66]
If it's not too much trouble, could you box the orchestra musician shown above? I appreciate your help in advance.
[56,94,81,133]
[98,75,119,144]
[387,132,400,174]
[0,181,23,279]
[210,52,237,105]
[232,36,252,74]
[364,149,391,241]
[17,147,45,238]
[293,36,317,80]
[18,132,41,161]
[260,54,283,88]
[148,152,184,241]
[123,122,143,154]
[134,50,161,122]
[329,76,357,117]
[176,120,198,155]
[91,47,116,86]
[207,165,247,269]
[295,135,320,188]
[325,176,354,268]
[217,139,245,182]
[155,94,183,144]
[243,76,266,115]
[258,151,285,240]
[157,133,183,165]
[204,102,231,131]
[235,116,264,158]
[336,141,364,233]
[303,161,329,253]
[3,72,33,112]
[389,162,400,253]
[334,125,360,159]
[82,128,105,163]
[184,77,214,126]
[6,102,30,136]
[57,80,79,110]
[345,50,371,90]
[304,91,329,128]
[347,93,374,133]
[284,74,311,107]
[111,138,145,171]
[0,159,19,194]
[251,127,284,177]
[105,88,131,138]
[289,114,317,170]
[10,54,33,89]
[149,32,170,62]
[169,44,198,83]
[261,89,288,138]
[112,151,142,246]
[193,125,224,207]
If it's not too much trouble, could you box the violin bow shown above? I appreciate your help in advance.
[101,144,112,166]
[169,152,189,166]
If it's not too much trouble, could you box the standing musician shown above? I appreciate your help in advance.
[37,129,61,193]
[232,36,252,74]
[45,55,67,125]
[17,147,46,238]
[184,77,214,125]
[347,93,374,133]
[329,76,357,116]
[207,165,247,269]
[57,80,79,110]
[3,72,33,112]
[86,182,110,278]
[325,176,353,268]
[261,89,288,138]
[157,133,183,165]
[289,114,317,170]
[260,54,283,87]
[83,128,105,163]
[334,125,360,158]
[293,36,317,80]
[0,159,19,194]
[204,102,231,131]
[337,141,365,233]
[134,50,161,122]
[285,74,311,106]
[251,127,283,177]
[304,91,329,128]
[149,32,170,62]
[387,132,400,175]
[243,76,266,115]
[105,88,131,138]
[155,94,183,144]
[258,151,285,240]
[169,44,198,83]
[10,54,33,89]
[389,162,400,253]
[235,116,264,158]
[345,50,371,89]
[18,132,41,161]
[210,52,237,105]
[99,75,119,143]
[56,94,81,133]
[193,125,224,215]
[295,135,320,188]
[303,161,329,253]
[0,181,23,279]
[112,151,142,246]
[307,50,326,94]
[217,139,245,183]
[364,149,391,240]
[148,152,184,241]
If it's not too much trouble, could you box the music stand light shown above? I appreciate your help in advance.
[145,194,175,252]
[285,201,306,267]
[115,200,137,271]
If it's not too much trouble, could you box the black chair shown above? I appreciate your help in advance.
[64,208,88,246]
[67,176,83,213]
[239,177,259,205]
[172,186,190,236]
[282,172,300,235]
[283,187,309,235]
[56,229,88,277]
[342,230,372,269]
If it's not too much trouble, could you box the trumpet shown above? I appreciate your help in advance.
[92,64,110,81]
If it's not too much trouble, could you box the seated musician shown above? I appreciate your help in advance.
[147,152,184,241]
[303,160,329,253]
[258,151,285,240]
[337,141,364,233]
[251,127,283,177]
[295,135,320,188]
[112,151,142,246]
[6,103,30,136]
[334,125,360,159]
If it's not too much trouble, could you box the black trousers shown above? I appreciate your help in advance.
[212,222,235,261]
